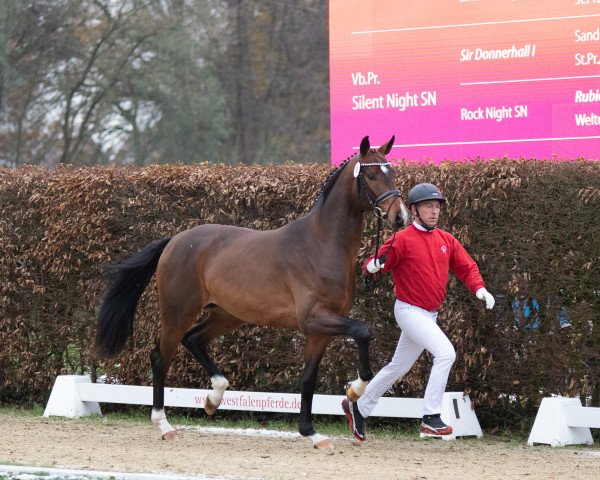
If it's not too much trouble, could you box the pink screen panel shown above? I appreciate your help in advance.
[329,0,600,164]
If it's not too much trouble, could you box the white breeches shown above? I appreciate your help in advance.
[357,300,456,417]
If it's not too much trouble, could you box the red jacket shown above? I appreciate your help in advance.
[365,224,485,312]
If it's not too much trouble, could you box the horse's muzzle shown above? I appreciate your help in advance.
[394,213,404,229]
[394,204,411,229]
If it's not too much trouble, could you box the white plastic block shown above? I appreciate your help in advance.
[43,375,102,418]
[439,392,483,440]
[527,396,594,447]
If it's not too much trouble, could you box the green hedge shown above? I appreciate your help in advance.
[0,161,598,429]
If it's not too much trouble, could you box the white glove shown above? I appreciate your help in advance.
[476,288,495,310]
[366,258,385,273]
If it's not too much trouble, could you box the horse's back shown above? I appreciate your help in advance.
[158,223,266,288]
[167,223,288,260]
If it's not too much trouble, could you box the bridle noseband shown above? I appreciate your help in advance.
[356,161,402,219]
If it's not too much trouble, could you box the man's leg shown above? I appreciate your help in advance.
[357,303,425,417]
[343,301,426,441]
[399,309,455,436]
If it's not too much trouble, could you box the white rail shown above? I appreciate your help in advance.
[44,375,483,440]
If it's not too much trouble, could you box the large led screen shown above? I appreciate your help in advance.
[329,0,600,164]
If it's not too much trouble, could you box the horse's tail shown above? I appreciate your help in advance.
[95,238,172,358]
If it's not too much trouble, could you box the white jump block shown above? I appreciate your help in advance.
[440,391,483,440]
[527,396,595,447]
[44,376,482,439]
[44,375,102,418]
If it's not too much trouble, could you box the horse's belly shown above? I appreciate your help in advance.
[211,291,298,330]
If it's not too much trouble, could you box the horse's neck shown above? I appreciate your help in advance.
[310,174,365,250]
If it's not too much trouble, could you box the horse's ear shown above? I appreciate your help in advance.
[359,136,370,156]
[378,135,395,155]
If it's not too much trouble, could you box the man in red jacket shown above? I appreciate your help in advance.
[342,183,495,441]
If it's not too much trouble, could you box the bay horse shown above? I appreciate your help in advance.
[95,135,410,450]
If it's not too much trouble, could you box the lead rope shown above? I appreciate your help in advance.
[373,215,382,266]
[364,220,397,293]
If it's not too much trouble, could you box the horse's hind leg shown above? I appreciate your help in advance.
[181,306,243,415]
[150,290,203,440]
[150,339,179,440]
[150,333,189,440]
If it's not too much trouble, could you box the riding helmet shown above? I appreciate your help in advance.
[407,183,446,207]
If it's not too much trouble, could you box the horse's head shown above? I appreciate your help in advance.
[355,135,410,230]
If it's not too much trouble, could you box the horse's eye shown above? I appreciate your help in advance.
[367,173,377,181]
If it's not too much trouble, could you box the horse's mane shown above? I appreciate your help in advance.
[310,156,353,209]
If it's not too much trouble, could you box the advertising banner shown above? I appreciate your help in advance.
[329,0,600,164]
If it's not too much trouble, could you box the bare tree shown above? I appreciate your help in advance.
[55,1,165,165]
[214,0,329,164]
[0,0,72,166]
[0,0,330,167]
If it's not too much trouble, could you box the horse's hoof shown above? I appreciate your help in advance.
[310,434,334,454]
[204,397,220,416]
[346,385,360,402]
[161,430,179,441]
[314,438,335,453]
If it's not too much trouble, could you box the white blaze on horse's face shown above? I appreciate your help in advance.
[399,201,410,227]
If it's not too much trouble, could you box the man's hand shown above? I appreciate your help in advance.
[366,257,385,274]
[476,288,495,309]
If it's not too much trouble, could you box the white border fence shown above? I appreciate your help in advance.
[44,375,483,440]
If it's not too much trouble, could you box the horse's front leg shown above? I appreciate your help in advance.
[307,312,374,401]
[344,320,374,401]
[300,334,334,451]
